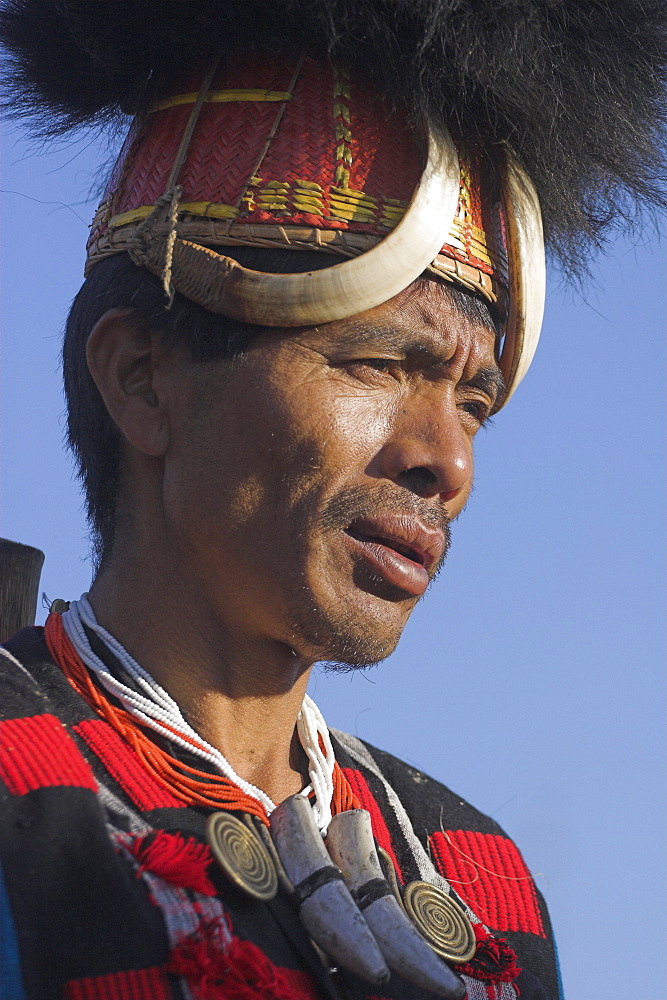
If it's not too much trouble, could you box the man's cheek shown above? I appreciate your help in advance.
[225,474,273,530]
[320,387,396,449]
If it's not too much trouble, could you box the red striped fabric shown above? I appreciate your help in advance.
[341,767,404,883]
[64,965,171,1000]
[0,714,97,795]
[64,959,323,1000]
[73,718,186,812]
[429,830,545,937]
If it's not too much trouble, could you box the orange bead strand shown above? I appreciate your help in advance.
[44,612,359,824]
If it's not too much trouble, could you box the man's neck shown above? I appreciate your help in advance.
[88,554,315,805]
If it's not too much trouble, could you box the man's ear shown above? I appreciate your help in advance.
[86,308,181,457]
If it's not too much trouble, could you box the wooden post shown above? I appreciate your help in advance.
[0,539,45,643]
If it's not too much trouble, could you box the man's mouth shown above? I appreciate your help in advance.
[343,516,446,597]
[346,528,425,565]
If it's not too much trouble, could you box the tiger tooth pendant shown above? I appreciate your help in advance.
[269,795,390,985]
[326,809,468,999]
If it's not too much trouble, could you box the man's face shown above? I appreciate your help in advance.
[161,279,501,667]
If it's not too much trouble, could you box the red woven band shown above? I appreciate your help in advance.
[87,52,509,308]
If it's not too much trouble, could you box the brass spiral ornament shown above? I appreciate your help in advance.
[402,881,476,964]
[206,811,278,901]
[376,844,404,906]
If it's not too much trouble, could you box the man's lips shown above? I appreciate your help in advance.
[343,515,446,597]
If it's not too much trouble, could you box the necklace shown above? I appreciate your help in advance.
[44,601,476,997]
[45,596,358,830]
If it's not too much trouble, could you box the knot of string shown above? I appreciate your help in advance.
[128,53,221,305]
[128,184,182,303]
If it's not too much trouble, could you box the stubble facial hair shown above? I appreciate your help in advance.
[285,484,451,672]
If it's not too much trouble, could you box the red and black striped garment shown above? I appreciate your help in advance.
[0,627,562,1000]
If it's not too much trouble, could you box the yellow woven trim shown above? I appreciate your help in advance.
[293,179,323,192]
[448,219,493,266]
[469,222,488,244]
[109,202,240,228]
[106,190,492,263]
[333,101,351,123]
[109,197,395,232]
[328,184,379,223]
[443,150,494,267]
[249,178,324,194]
[328,206,376,223]
[333,168,350,187]
[330,186,379,209]
[446,232,468,255]
[180,202,241,220]
[257,197,289,210]
[250,176,287,211]
[292,189,326,215]
[333,78,351,99]
[333,65,352,189]
[152,89,293,111]
[292,197,325,216]
[380,204,406,219]
[379,206,406,230]
[335,144,353,165]
[240,176,330,217]
[109,206,156,227]
[334,166,350,187]
[467,241,493,266]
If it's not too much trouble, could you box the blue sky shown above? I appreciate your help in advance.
[1,123,665,1000]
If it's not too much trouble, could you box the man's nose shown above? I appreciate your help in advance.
[378,393,472,502]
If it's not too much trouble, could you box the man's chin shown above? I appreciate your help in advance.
[287,597,407,671]
[317,646,394,674]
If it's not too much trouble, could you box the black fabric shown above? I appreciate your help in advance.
[356,742,561,1000]
[1,627,560,1000]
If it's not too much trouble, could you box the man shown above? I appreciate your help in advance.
[1,3,665,999]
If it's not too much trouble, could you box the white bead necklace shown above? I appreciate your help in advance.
[62,595,336,833]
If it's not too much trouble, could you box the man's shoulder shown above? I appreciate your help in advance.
[1,625,84,723]
[1,626,52,699]
[3,623,53,668]
[331,729,561,1000]
[331,728,506,840]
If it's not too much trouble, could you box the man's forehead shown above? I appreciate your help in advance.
[316,281,499,361]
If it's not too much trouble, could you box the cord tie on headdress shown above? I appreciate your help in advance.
[128,184,183,305]
[128,53,222,307]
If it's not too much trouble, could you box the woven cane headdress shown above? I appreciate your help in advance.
[2,1,665,407]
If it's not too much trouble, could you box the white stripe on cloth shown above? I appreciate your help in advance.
[331,729,481,923]
[332,731,520,1000]
[462,977,519,1000]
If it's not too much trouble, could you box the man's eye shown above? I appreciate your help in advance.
[352,358,394,373]
[460,399,490,423]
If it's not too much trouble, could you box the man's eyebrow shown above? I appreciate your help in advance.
[329,323,428,352]
[465,365,506,404]
[329,325,505,399]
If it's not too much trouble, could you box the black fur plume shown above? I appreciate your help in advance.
[1,0,666,273]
